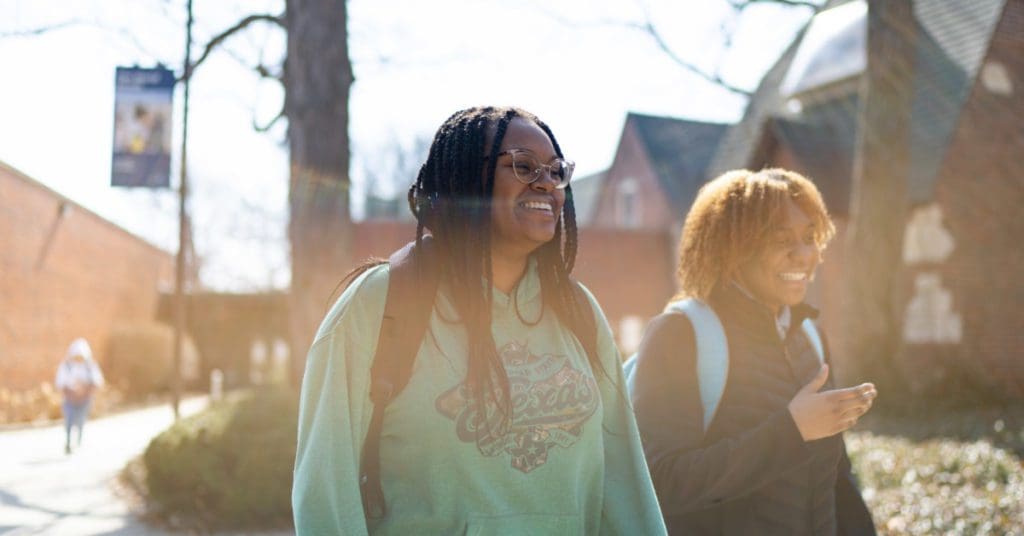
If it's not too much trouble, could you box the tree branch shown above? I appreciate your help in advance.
[253,105,286,133]
[727,0,822,9]
[535,4,758,96]
[254,62,282,81]
[184,13,284,82]
[0,20,83,38]
[629,20,753,96]
[2,18,167,66]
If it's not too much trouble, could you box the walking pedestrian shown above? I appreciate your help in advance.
[55,338,104,454]
[630,168,878,534]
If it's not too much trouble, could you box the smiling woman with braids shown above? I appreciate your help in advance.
[292,106,666,535]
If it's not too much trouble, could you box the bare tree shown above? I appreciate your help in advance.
[15,2,354,384]
[358,134,431,199]
[555,0,823,97]
[283,0,353,384]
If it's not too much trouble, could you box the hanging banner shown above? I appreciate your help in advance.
[111,66,175,187]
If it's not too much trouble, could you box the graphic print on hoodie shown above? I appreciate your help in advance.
[435,340,599,472]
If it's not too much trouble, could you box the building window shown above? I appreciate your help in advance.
[616,177,639,229]
[981,60,1013,96]
[618,315,645,355]
[903,272,962,344]
[903,203,954,264]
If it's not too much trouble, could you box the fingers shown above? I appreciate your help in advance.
[800,364,830,394]
[835,386,879,431]
[834,390,875,416]
[829,383,877,402]
[838,402,870,421]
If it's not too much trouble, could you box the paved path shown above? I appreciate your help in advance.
[0,398,210,535]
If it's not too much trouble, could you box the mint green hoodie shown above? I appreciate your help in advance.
[293,262,666,535]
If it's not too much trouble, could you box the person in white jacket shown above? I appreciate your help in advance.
[55,338,104,454]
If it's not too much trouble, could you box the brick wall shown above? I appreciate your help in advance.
[933,1,1024,397]
[0,162,174,390]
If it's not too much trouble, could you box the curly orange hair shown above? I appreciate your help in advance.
[674,168,835,302]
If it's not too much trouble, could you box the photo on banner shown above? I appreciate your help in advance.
[111,66,175,188]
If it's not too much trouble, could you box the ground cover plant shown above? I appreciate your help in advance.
[849,403,1024,535]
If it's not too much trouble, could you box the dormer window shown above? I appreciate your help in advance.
[616,177,639,229]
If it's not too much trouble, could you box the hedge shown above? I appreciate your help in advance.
[143,386,297,530]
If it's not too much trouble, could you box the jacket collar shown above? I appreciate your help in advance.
[710,282,819,341]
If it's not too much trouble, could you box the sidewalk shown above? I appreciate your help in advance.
[0,396,211,535]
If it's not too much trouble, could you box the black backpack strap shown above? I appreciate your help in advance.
[359,236,439,519]
[569,280,600,369]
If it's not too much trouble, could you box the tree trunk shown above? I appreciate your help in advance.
[284,0,353,386]
[842,0,917,394]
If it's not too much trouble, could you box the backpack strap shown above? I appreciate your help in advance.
[622,352,639,393]
[622,299,728,433]
[623,303,824,435]
[360,236,439,519]
[801,317,825,364]
[663,299,729,433]
[568,280,599,370]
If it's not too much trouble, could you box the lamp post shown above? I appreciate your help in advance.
[172,0,194,419]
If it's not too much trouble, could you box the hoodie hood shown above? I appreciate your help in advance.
[65,338,94,362]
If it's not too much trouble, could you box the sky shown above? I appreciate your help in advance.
[0,0,815,291]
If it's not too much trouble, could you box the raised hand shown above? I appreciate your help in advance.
[787,364,877,442]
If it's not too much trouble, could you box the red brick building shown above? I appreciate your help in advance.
[931,1,1024,397]
[0,161,174,390]
[587,113,727,233]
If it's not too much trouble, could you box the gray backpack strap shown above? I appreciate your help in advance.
[623,352,639,393]
[800,318,825,364]
[664,299,729,433]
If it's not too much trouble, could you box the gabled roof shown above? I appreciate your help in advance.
[771,94,858,212]
[628,113,728,214]
[707,19,811,177]
[568,169,606,226]
[781,0,867,96]
[906,0,1005,202]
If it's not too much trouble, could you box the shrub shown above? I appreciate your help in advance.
[0,383,62,423]
[143,386,297,530]
[105,322,199,400]
[0,383,127,425]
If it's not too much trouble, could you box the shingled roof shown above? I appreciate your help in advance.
[771,94,858,212]
[629,113,728,215]
[711,0,1006,212]
[706,1,823,178]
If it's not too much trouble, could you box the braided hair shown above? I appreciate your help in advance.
[407,106,594,438]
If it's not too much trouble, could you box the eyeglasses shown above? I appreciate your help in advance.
[498,149,575,189]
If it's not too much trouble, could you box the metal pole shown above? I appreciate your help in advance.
[172,0,194,419]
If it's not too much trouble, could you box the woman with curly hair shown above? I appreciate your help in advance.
[630,168,877,535]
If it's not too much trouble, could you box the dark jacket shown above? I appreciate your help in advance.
[631,284,876,535]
